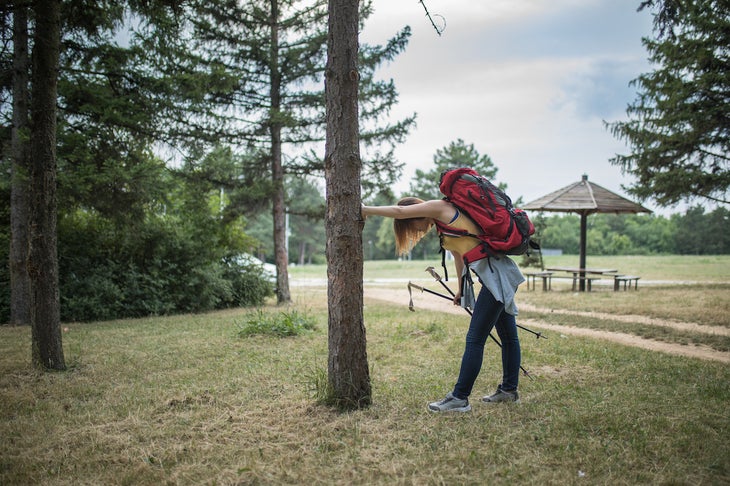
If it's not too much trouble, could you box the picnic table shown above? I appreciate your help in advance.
[523,267,641,292]
[523,271,554,291]
[545,267,619,292]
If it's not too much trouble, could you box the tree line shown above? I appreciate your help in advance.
[1,129,725,325]
[364,204,730,261]
[0,0,413,333]
[361,140,730,261]
[213,140,730,264]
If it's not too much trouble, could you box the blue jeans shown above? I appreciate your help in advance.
[452,286,521,399]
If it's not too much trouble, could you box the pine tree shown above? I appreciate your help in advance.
[324,0,370,410]
[186,0,414,303]
[29,0,65,370]
[608,0,730,206]
[9,3,31,327]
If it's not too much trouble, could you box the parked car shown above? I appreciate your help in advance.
[234,253,276,282]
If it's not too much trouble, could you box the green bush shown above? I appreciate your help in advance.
[61,265,126,322]
[221,259,274,308]
[236,309,316,338]
[56,212,273,322]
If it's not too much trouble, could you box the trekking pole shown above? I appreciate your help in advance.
[425,266,461,302]
[407,281,457,308]
[425,266,547,340]
[407,281,532,379]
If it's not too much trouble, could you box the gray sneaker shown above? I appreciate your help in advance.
[481,386,519,403]
[428,392,471,412]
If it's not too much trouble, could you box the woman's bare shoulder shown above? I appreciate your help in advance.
[422,199,456,222]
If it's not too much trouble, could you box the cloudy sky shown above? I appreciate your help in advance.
[358,0,675,214]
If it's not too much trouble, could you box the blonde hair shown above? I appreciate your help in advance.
[393,197,434,256]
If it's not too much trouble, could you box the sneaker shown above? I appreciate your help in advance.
[481,386,519,403]
[428,392,471,413]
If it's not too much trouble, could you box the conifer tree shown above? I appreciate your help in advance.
[29,0,65,370]
[608,0,729,206]
[325,0,370,410]
[9,3,31,327]
[185,0,414,303]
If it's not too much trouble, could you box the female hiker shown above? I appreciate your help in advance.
[361,196,524,412]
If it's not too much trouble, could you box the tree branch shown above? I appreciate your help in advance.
[418,0,444,36]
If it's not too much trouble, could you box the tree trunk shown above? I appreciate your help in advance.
[298,241,306,266]
[29,0,65,370]
[10,5,31,327]
[270,0,291,304]
[324,0,370,409]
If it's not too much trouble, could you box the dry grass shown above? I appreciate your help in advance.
[519,284,730,329]
[1,257,729,485]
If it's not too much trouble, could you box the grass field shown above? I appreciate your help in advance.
[291,254,730,283]
[1,256,728,485]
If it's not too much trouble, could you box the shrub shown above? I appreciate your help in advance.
[56,212,273,322]
[220,258,274,309]
[236,309,316,338]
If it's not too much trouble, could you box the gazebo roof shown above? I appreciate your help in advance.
[523,175,652,215]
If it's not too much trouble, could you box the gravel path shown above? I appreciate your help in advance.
[364,286,730,364]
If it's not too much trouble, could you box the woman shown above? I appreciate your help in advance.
[361,196,524,412]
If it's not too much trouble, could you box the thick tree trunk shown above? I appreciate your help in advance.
[10,6,31,327]
[29,0,65,370]
[324,0,370,409]
[270,0,291,304]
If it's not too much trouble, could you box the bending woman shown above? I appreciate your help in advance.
[362,197,525,412]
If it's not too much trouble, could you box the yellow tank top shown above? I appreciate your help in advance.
[439,210,482,255]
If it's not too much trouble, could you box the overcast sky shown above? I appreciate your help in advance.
[358,0,678,214]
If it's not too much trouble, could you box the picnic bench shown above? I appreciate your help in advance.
[613,275,640,291]
[524,271,553,291]
[545,267,619,292]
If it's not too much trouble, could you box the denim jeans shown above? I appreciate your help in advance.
[452,286,521,399]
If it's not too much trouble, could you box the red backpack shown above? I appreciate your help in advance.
[435,167,538,265]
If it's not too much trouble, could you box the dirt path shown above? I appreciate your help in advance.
[364,286,730,364]
[518,303,730,337]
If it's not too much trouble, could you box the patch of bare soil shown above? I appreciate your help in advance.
[365,286,730,364]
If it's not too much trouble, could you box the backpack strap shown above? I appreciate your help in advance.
[434,220,479,239]
[435,221,502,280]
[440,246,448,282]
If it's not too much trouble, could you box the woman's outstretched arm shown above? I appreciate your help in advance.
[362,199,453,222]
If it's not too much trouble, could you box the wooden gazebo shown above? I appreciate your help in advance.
[523,175,652,290]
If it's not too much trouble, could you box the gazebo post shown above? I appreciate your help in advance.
[579,211,587,291]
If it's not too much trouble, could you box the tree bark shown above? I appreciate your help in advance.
[29,0,65,370]
[270,0,291,304]
[10,5,31,327]
[324,0,370,409]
